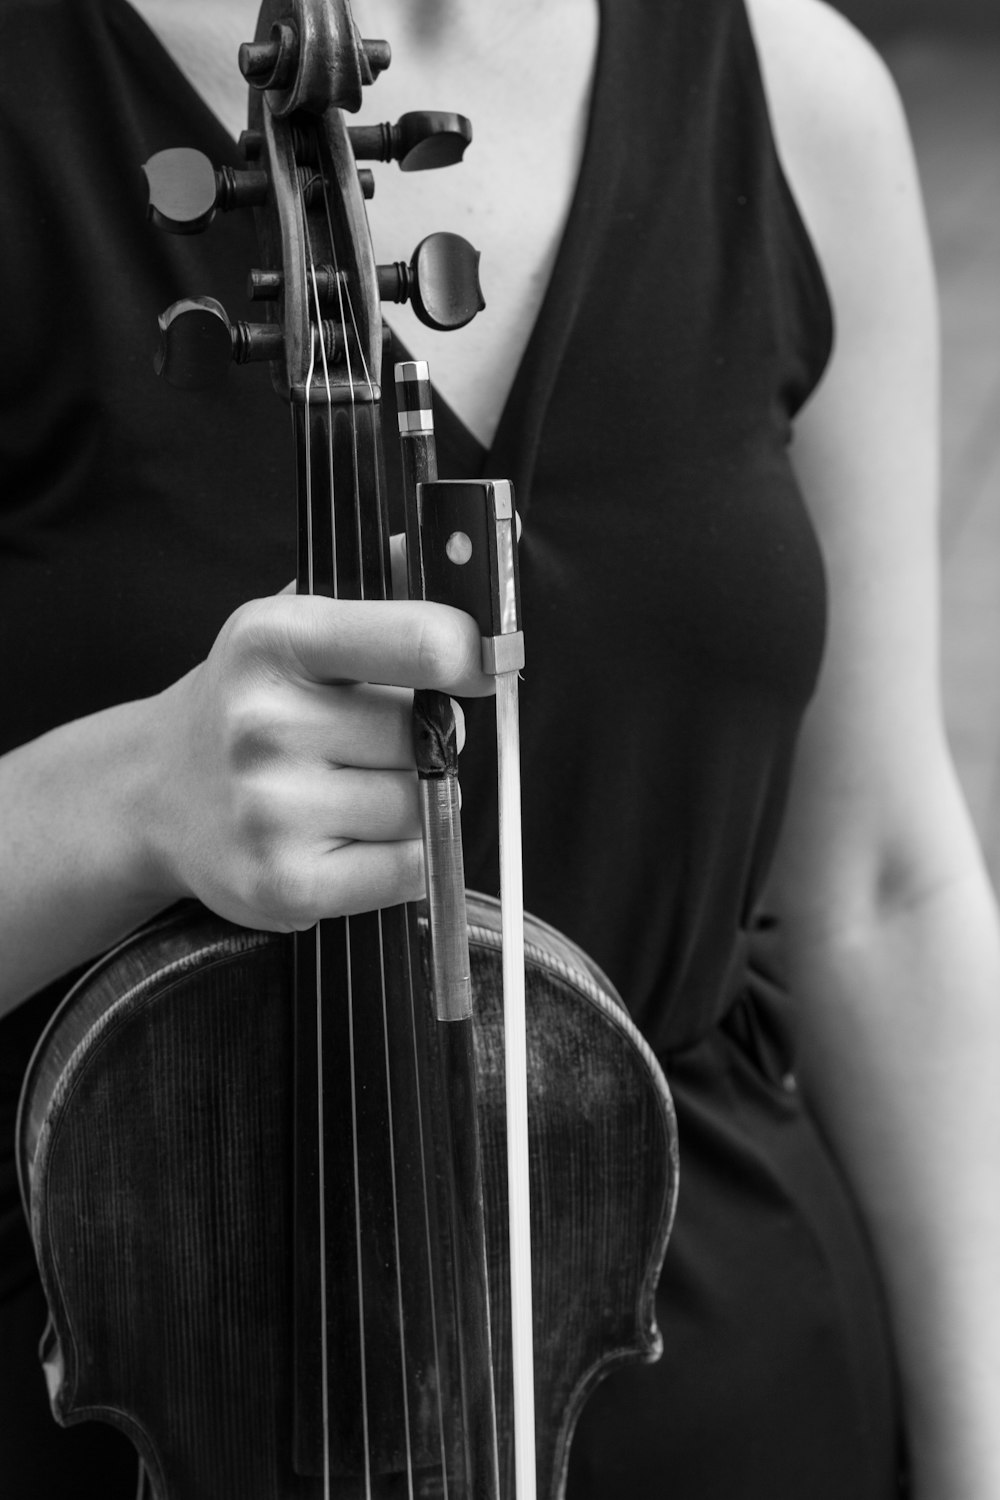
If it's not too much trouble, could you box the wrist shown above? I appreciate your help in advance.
[110,688,191,911]
[0,696,189,1013]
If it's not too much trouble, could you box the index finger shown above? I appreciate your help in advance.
[260,595,496,698]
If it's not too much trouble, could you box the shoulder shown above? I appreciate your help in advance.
[742,0,936,474]
[743,0,921,279]
[744,0,905,139]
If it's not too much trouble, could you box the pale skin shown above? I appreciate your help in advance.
[3,0,1000,1493]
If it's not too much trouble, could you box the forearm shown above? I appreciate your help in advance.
[0,595,485,1023]
[789,867,1000,1497]
[0,696,176,1017]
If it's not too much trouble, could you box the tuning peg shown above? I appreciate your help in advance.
[238,23,298,91]
[247,264,356,307]
[350,112,472,172]
[155,297,285,389]
[239,27,388,93]
[239,126,313,164]
[156,298,234,388]
[378,233,484,332]
[143,149,269,235]
[360,39,391,82]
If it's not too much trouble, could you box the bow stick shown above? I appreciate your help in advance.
[397,359,535,1500]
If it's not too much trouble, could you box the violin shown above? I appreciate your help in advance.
[17,4,677,1495]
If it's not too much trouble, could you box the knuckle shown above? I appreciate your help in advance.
[225,691,287,773]
[221,595,295,670]
[219,598,267,659]
[230,775,278,845]
[245,850,321,932]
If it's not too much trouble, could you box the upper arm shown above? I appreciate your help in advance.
[744,0,982,932]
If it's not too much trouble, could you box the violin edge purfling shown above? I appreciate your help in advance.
[18,898,678,1499]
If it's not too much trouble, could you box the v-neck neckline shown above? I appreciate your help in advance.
[121,0,611,498]
[393,0,610,480]
[482,0,614,508]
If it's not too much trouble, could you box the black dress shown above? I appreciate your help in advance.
[0,0,904,1494]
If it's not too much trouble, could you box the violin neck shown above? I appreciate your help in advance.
[288,378,476,1482]
[294,398,392,602]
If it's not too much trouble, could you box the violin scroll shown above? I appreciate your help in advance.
[143,0,481,397]
[238,0,388,118]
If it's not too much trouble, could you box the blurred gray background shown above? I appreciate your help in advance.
[835,0,997,37]
[832,0,1000,881]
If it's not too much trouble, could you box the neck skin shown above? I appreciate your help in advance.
[350,0,549,55]
[128,0,562,138]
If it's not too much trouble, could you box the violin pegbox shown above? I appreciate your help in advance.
[143,0,483,395]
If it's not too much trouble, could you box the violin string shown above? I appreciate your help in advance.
[327,247,452,1499]
[304,133,456,1496]
[314,926,333,1500]
[343,916,373,1500]
[376,917,418,1500]
[314,152,429,1496]
[320,155,459,1493]
[303,239,335,1500]
[312,184,378,1500]
[301,290,318,598]
[403,923,454,1498]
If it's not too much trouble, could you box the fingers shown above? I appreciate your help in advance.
[149,588,486,933]
[315,839,427,917]
[239,766,423,847]
[227,680,416,773]
[210,837,428,932]
[226,682,466,774]
[239,594,494,699]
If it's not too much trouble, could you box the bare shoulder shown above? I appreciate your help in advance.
[743,0,905,143]
[742,0,937,530]
[743,0,919,261]
[745,0,893,89]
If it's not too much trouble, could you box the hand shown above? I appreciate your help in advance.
[144,592,490,929]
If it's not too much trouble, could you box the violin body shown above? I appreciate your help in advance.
[18,897,676,1500]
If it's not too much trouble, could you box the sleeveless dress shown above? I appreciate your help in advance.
[0,0,905,1494]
